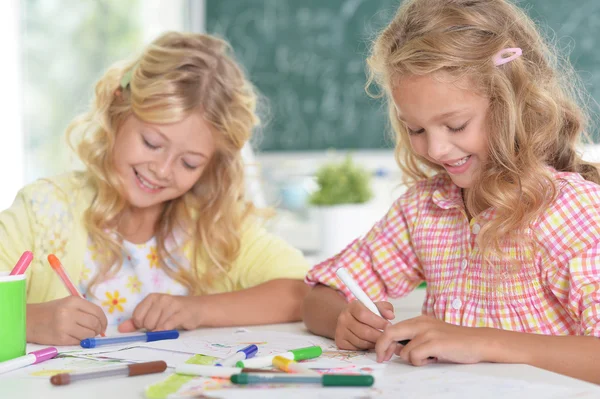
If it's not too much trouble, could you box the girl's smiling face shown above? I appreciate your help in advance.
[112,113,216,212]
[392,73,490,188]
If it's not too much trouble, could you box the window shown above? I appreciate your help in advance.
[0,0,188,209]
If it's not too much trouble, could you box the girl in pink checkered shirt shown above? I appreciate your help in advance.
[303,0,600,384]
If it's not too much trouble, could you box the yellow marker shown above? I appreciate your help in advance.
[272,356,318,375]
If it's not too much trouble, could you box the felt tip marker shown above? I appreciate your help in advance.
[231,373,374,387]
[9,251,33,276]
[0,347,57,374]
[336,267,412,346]
[50,361,167,385]
[272,356,318,375]
[80,330,179,348]
[235,346,322,368]
[215,344,258,367]
[175,364,281,377]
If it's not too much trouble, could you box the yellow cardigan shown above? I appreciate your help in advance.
[0,172,310,303]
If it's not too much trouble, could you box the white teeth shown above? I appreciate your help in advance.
[449,156,470,167]
[136,171,160,190]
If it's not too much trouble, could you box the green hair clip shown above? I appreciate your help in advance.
[120,62,138,89]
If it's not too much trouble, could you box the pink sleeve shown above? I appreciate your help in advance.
[546,243,600,337]
[305,192,425,302]
[539,181,600,337]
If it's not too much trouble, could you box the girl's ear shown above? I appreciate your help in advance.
[114,88,123,99]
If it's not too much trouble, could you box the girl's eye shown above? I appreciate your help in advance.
[407,127,425,135]
[142,137,159,150]
[182,160,199,170]
[448,122,468,133]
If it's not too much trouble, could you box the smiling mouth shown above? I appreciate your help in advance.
[133,168,164,191]
[444,155,471,167]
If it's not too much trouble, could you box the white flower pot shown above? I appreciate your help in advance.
[311,203,378,261]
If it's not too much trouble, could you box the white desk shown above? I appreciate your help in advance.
[2,320,600,399]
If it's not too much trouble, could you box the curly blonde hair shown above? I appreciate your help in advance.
[366,0,600,265]
[67,32,259,294]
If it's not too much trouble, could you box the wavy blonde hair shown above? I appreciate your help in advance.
[367,0,600,266]
[67,32,259,294]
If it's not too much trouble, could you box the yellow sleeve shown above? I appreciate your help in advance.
[0,189,35,276]
[231,220,311,289]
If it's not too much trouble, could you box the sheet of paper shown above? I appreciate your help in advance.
[146,358,383,399]
[0,355,131,379]
[370,368,599,399]
[149,367,600,399]
[96,347,196,367]
[142,330,381,369]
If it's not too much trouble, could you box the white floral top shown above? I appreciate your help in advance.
[79,237,188,326]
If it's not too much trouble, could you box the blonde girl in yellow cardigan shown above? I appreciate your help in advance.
[0,32,310,345]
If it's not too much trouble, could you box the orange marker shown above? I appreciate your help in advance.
[47,254,105,337]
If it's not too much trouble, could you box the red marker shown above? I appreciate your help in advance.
[9,251,33,275]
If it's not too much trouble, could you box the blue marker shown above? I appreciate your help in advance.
[80,330,179,348]
[215,344,258,367]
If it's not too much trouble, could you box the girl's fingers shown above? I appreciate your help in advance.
[74,311,104,336]
[155,308,178,331]
[70,320,100,341]
[345,327,375,350]
[349,302,390,331]
[131,296,155,330]
[142,307,163,331]
[376,323,414,361]
[349,319,383,344]
[118,319,137,333]
[74,297,109,333]
[406,340,438,366]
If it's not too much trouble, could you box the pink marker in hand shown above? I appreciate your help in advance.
[9,251,33,275]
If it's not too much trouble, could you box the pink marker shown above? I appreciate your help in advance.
[9,251,33,276]
[0,347,57,374]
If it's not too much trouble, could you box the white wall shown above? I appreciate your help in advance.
[141,0,187,43]
[0,0,24,210]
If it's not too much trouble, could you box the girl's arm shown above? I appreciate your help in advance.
[375,316,600,385]
[303,284,349,338]
[118,278,309,332]
[483,328,600,384]
[193,278,309,326]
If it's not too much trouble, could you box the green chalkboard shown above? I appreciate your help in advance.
[206,0,600,151]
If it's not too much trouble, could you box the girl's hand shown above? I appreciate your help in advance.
[118,293,200,333]
[375,315,490,366]
[335,300,394,350]
[27,297,108,345]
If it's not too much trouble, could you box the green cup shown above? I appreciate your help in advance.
[0,272,26,362]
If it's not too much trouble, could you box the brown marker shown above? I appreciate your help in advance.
[50,361,167,386]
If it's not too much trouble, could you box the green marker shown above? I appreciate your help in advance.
[235,346,322,368]
[231,373,374,387]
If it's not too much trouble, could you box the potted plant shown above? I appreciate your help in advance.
[309,155,375,260]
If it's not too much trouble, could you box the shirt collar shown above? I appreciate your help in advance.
[431,174,464,210]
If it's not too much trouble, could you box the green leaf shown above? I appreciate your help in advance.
[309,155,373,206]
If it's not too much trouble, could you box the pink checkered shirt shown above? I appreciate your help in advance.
[306,170,600,336]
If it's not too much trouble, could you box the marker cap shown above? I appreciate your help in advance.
[32,347,58,364]
[146,330,180,342]
[322,374,374,387]
[290,346,322,361]
[238,344,258,358]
